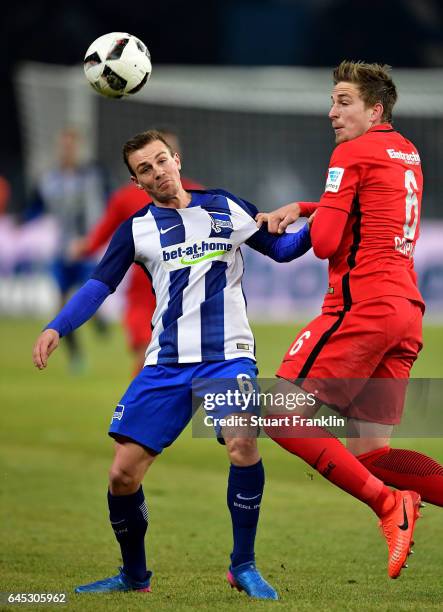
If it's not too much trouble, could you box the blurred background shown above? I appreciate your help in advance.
[1,0,442,322]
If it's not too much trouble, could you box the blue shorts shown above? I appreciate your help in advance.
[109,358,258,453]
[51,258,97,294]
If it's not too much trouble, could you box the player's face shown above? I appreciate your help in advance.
[329,82,376,144]
[129,140,182,202]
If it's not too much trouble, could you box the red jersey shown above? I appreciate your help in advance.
[316,123,424,311]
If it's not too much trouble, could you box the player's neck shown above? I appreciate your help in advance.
[368,117,384,130]
[152,187,192,209]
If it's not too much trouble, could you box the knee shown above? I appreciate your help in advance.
[109,465,141,495]
[226,437,259,466]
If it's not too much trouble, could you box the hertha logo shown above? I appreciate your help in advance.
[209,212,234,234]
[112,404,125,422]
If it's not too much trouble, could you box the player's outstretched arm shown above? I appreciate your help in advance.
[246,223,311,263]
[256,202,301,234]
[256,201,318,234]
[33,329,60,369]
[31,279,111,371]
[34,220,135,369]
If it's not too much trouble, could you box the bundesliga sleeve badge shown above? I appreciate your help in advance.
[325,167,345,193]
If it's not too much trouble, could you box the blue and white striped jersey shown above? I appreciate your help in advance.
[92,189,311,365]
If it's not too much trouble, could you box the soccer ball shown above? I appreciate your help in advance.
[83,32,152,99]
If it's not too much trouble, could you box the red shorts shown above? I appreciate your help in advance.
[277,297,423,424]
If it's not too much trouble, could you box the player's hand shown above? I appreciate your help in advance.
[255,212,270,227]
[307,210,317,227]
[33,329,60,370]
[256,202,301,234]
[68,237,88,261]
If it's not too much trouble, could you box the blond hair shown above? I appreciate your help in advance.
[333,60,398,122]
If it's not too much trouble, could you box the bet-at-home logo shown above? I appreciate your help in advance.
[162,239,234,270]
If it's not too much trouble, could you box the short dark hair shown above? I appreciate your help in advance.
[333,60,398,122]
[122,130,174,176]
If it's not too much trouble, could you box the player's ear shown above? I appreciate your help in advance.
[371,102,384,123]
[174,152,182,171]
[130,175,144,190]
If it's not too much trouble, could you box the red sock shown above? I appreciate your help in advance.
[267,421,394,517]
[358,446,443,507]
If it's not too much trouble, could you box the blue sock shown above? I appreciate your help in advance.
[108,486,149,582]
[227,459,265,568]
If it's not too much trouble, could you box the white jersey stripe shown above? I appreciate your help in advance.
[177,263,206,363]
[223,251,255,360]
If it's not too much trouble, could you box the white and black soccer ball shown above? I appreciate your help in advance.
[83,32,152,99]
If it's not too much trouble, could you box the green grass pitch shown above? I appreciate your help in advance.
[0,318,442,611]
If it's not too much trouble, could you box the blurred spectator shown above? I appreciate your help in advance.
[69,128,205,375]
[26,126,109,372]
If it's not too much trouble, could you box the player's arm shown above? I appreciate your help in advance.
[230,195,312,262]
[246,224,312,262]
[256,201,319,234]
[310,207,348,259]
[32,279,111,369]
[33,219,136,369]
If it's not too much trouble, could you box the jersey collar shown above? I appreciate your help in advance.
[367,123,394,133]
